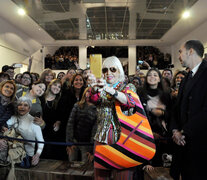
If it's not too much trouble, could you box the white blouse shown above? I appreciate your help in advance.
[7,113,44,156]
[146,95,166,112]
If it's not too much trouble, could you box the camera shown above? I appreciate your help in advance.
[167,64,174,68]
[12,63,23,68]
[138,60,144,65]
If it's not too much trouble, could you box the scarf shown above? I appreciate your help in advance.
[0,93,11,106]
[146,87,159,97]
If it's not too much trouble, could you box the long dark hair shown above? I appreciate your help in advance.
[70,73,86,99]
[70,74,85,90]
[142,68,170,105]
[171,70,187,89]
[144,68,163,90]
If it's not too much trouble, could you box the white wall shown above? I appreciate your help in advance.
[0,17,42,73]
[44,46,60,56]
[171,19,207,72]
[156,46,171,54]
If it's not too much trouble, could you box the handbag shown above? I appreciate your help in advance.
[94,90,156,169]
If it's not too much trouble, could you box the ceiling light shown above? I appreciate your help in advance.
[182,10,190,19]
[18,8,26,16]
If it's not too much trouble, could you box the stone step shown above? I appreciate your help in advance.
[0,159,94,180]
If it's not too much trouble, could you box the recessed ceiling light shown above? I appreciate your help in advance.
[182,10,190,19]
[18,8,26,16]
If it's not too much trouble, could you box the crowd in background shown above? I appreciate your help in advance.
[0,48,191,178]
[137,46,172,69]
[0,56,187,176]
[45,46,172,71]
[45,46,78,70]
[0,39,206,180]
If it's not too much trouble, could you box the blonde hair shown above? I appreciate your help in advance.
[77,87,91,109]
[0,80,17,102]
[44,79,62,109]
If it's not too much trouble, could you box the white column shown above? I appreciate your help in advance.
[79,45,87,69]
[128,45,137,75]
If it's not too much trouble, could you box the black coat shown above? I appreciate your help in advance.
[0,97,14,130]
[170,60,207,180]
[57,87,85,140]
[66,103,97,143]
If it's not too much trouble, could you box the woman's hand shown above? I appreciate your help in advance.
[66,146,76,155]
[143,165,154,171]
[91,78,106,92]
[151,108,164,117]
[171,89,178,97]
[34,116,45,127]
[87,73,97,87]
[53,121,61,132]
[32,153,40,166]
[0,139,7,150]
[142,61,151,69]
[103,86,116,95]
[172,130,186,146]
[2,126,8,132]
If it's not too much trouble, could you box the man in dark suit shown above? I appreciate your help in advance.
[170,40,207,180]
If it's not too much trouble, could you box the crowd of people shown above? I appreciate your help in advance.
[0,40,206,180]
[45,46,172,71]
[137,46,172,69]
[45,46,79,70]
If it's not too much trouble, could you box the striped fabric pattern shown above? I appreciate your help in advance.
[94,90,156,169]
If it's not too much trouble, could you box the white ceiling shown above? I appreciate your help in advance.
[0,0,207,46]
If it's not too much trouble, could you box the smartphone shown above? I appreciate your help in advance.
[13,63,23,68]
[138,60,144,65]
[35,112,41,118]
[90,54,102,78]
[176,82,181,89]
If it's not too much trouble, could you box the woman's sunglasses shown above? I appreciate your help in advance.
[102,67,117,73]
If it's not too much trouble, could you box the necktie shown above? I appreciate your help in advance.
[187,71,193,80]
[185,71,193,90]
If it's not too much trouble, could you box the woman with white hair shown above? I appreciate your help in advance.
[90,56,137,179]
[16,80,46,128]
[6,96,44,167]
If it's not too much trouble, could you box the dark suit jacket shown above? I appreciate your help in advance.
[170,60,207,179]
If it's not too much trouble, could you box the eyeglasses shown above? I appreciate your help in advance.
[102,67,117,73]
[22,77,31,80]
